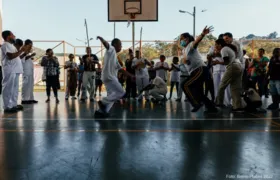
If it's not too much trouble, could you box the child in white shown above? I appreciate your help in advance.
[96,36,134,117]
[169,57,180,99]
[154,55,169,82]
[21,39,37,104]
[132,50,151,101]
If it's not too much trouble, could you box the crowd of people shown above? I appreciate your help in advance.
[1,28,280,117]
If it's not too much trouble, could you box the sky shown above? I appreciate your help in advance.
[2,0,280,54]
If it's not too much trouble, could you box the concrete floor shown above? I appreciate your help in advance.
[0,92,280,180]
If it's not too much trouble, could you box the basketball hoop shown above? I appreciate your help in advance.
[126,7,140,20]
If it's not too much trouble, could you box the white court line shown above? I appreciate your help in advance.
[0,117,279,121]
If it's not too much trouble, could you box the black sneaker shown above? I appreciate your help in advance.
[98,101,107,113]
[31,100,38,104]
[232,108,245,113]
[267,103,279,110]
[16,105,24,111]
[94,110,109,118]
[176,98,181,102]
[80,99,86,102]
[65,98,69,100]
[191,104,203,112]
[22,101,31,104]
[90,98,95,102]
[4,108,18,113]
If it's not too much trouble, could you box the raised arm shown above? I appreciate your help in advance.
[96,36,109,50]
[6,45,30,60]
[192,26,214,49]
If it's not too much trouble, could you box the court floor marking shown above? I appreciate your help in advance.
[1,117,280,121]
[0,129,279,133]
[249,113,280,128]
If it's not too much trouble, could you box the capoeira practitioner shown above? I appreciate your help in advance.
[141,76,168,104]
[176,43,189,102]
[208,34,231,106]
[64,54,78,100]
[1,31,30,113]
[132,50,151,101]
[180,27,217,113]
[95,36,134,117]
[215,39,244,112]
[169,57,180,100]
[223,33,245,91]
[21,39,38,104]
[81,47,99,102]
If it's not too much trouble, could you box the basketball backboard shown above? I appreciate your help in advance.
[108,0,158,22]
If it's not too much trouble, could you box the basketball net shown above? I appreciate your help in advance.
[127,13,136,28]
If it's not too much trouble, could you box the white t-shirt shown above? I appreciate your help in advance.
[132,58,149,78]
[207,46,227,73]
[22,56,34,76]
[170,64,180,82]
[101,45,122,82]
[13,56,23,74]
[1,42,19,74]
[155,61,169,81]
[212,57,226,73]
[153,76,167,92]
[232,40,243,62]
[184,42,206,74]
[221,47,240,67]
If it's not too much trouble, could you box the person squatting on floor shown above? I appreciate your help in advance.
[21,39,38,104]
[180,26,218,113]
[1,31,31,113]
[95,36,135,118]
[214,39,244,112]
[41,49,60,104]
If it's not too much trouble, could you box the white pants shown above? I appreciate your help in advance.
[22,74,34,101]
[136,76,150,99]
[101,78,125,113]
[177,76,188,99]
[213,71,231,106]
[150,88,167,101]
[2,73,19,109]
[82,71,95,99]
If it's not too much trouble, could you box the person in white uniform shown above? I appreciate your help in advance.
[132,50,151,101]
[95,36,134,118]
[154,55,169,82]
[176,49,189,102]
[138,76,168,104]
[1,31,30,113]
[21,39,37,104]
[169,57,180,99]
[150,76,168,103]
